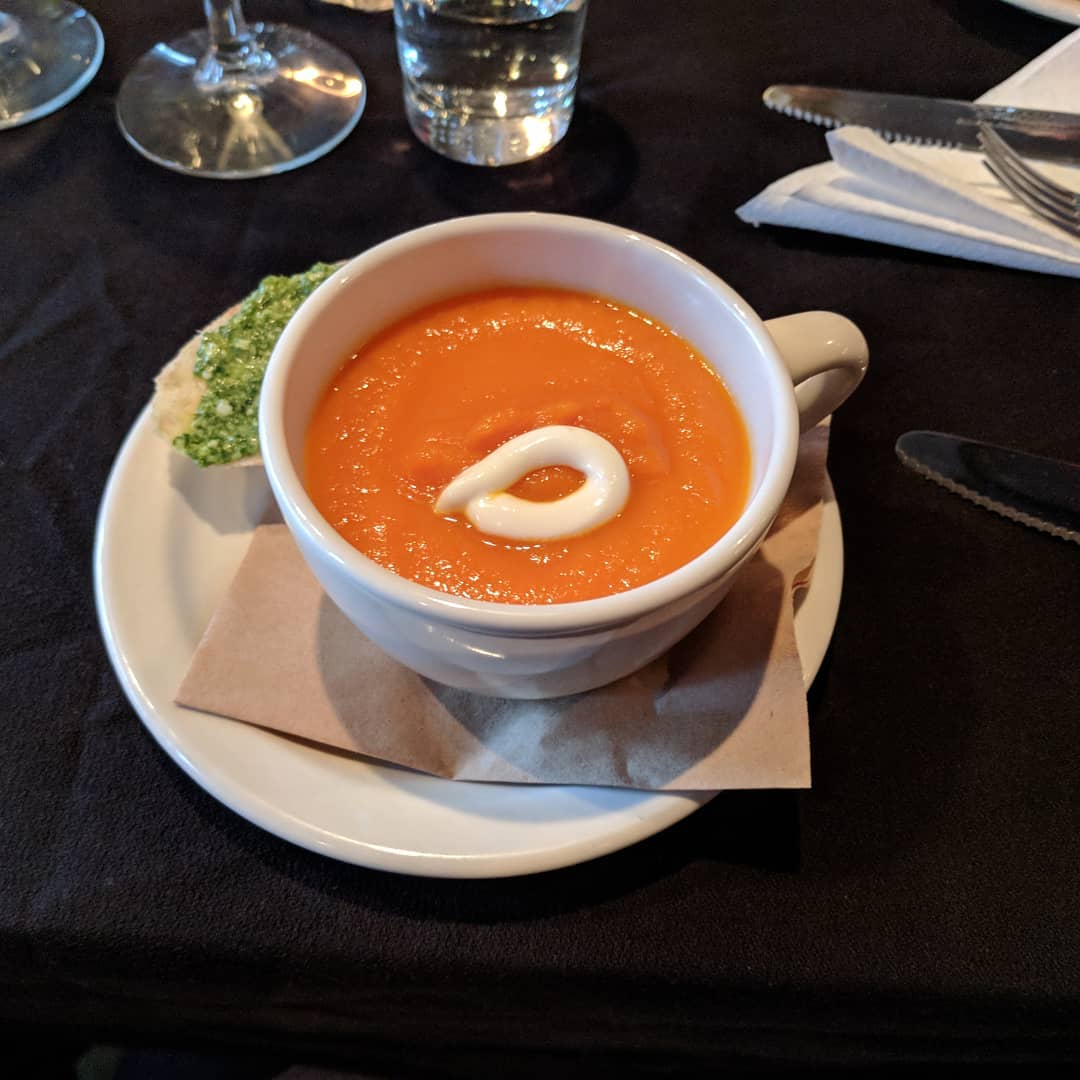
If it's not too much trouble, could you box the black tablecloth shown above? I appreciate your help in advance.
[3,0,1079,1072]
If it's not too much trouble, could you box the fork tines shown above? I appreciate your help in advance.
[977,122,1080,239]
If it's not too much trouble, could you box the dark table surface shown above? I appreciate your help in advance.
[3,0,1079,1073]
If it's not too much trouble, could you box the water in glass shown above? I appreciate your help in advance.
[395,0,588,166]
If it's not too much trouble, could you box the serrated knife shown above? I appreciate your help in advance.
[764,85,1080,166]
[895,431,1080,544]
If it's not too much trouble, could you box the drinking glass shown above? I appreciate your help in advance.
[394,0,588,166]
[0,1,103,129]
[116,1,366,179]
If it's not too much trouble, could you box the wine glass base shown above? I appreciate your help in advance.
[115,23,367,179]
[0,2,104,130]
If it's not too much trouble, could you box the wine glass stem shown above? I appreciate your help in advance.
[205,0,249,49]
[198,0,270,86]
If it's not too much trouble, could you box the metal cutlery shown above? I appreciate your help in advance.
[895,431,1080,545]
[977,122,1080,238]
[763,85,1080,166]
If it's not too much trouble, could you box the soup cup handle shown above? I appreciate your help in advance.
[765,312,869,433]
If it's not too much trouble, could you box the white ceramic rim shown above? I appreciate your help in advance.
[260,213,801,635]
[996,0,1080,24]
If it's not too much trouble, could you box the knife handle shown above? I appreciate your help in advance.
[765,312,869,432]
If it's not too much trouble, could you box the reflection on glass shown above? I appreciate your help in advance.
[0,2,103,129]
[313,0,394,10]
[115,1,366,179]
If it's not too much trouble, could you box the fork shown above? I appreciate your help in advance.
[977,122,1080,239]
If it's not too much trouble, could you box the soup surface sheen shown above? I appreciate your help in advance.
[304,288,751,604]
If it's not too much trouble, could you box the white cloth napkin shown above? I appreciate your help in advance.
[737,29,1080,277]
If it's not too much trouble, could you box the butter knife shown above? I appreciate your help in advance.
[764,85,1080,166]
[895,431,1080,544]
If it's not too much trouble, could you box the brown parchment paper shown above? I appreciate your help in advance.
[176,425,830,790]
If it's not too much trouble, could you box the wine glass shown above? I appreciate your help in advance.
[116,2,366,179]
[0,2,103,129]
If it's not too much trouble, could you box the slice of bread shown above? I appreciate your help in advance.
[152,261,345,468]
[151,302,261,468]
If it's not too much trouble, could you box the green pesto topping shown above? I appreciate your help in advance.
[173,262,338,466]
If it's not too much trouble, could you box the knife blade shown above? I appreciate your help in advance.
[764,85,1080,166]
[895,431,1080,544]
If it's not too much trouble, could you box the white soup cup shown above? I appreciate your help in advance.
[260,213,867,699]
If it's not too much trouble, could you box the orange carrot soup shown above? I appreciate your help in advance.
[304,288,751,604]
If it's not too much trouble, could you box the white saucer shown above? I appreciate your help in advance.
[997,0,1080,23]
[94,407,843,879]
